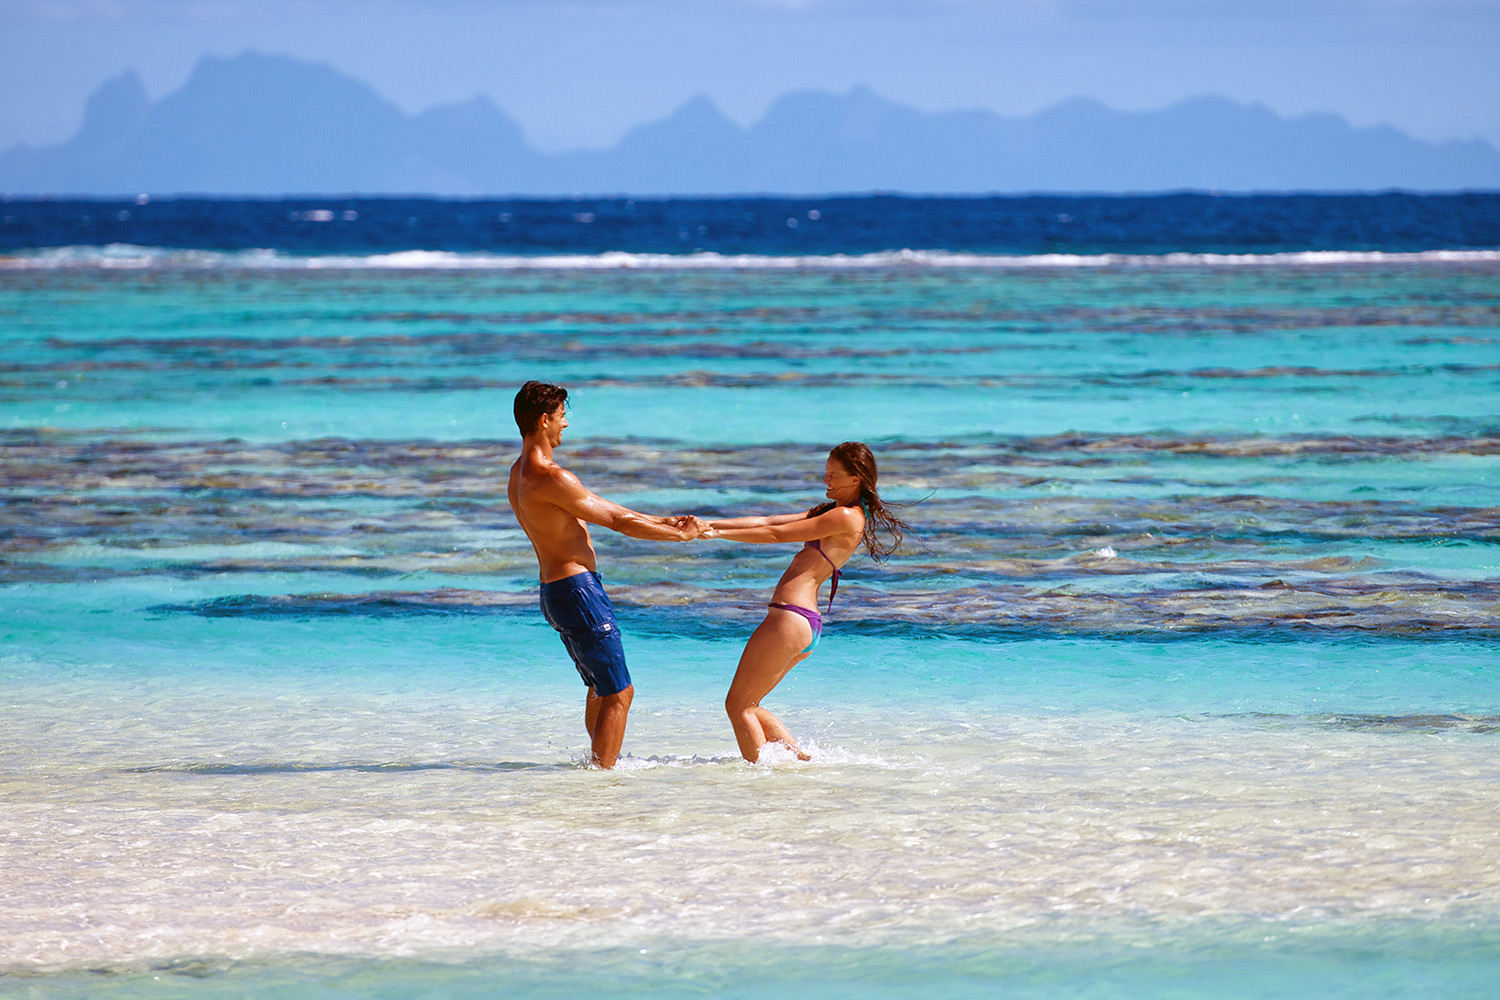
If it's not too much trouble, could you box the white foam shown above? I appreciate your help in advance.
[2,244,1497,271]
[611,742,906,770]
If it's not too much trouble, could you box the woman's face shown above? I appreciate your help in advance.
[824,457,861,503]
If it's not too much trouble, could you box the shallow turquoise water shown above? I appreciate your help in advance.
[2,255,1497,997]
[13,929,1500,1000]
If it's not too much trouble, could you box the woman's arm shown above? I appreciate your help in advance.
[711,505,863,544]
[707,511,810,530]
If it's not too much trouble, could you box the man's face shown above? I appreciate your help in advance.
[538,404,568,447]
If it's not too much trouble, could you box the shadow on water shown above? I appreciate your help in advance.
[1221,712,1500,734]
[1322,712,1500,733]
[123,760,572,775]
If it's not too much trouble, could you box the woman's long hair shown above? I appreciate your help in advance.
[809,441,911,561]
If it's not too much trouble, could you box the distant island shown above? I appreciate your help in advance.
[3,51,1497,197]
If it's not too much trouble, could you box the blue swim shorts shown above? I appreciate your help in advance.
[539,570,632,697]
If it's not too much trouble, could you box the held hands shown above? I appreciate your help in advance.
[666,515,717,540]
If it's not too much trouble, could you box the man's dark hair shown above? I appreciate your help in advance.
[514,381,568,436]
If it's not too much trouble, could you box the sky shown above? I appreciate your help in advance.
[1,0,1498,153]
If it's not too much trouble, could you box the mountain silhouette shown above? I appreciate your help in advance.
[2,51,1496,195]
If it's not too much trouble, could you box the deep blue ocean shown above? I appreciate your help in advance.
[1,193,1498,999]
[5,191,1500,256]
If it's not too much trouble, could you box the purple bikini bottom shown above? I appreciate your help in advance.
[768,602,822,653]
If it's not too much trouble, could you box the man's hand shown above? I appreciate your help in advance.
[666,515,714,539]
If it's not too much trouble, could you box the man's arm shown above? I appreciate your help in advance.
[539,466,698,541]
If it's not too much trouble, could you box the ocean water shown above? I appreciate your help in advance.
[2,195,1499,998]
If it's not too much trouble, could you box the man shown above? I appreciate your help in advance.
[508,380,703,768]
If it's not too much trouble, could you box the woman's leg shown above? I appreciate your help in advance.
[725,610,813,762]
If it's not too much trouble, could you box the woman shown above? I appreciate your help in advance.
[707,442,909,762]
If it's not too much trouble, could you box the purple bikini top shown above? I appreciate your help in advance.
[804,539,840,613]
[805,499,869,613]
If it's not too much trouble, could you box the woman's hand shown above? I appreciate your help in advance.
[664,514,715,539]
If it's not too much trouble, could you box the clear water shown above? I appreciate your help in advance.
[1,236,1498,998]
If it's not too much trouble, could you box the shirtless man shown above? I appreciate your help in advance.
[508,381,703,768]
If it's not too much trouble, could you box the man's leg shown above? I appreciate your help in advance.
[587,684,633,768]
[550,573,632,768]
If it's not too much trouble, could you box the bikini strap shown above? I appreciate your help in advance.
[803,539,840,613]
[809,496,867,614]
[825,500,871,612]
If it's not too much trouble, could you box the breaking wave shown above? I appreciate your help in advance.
[4,244,1499,270]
